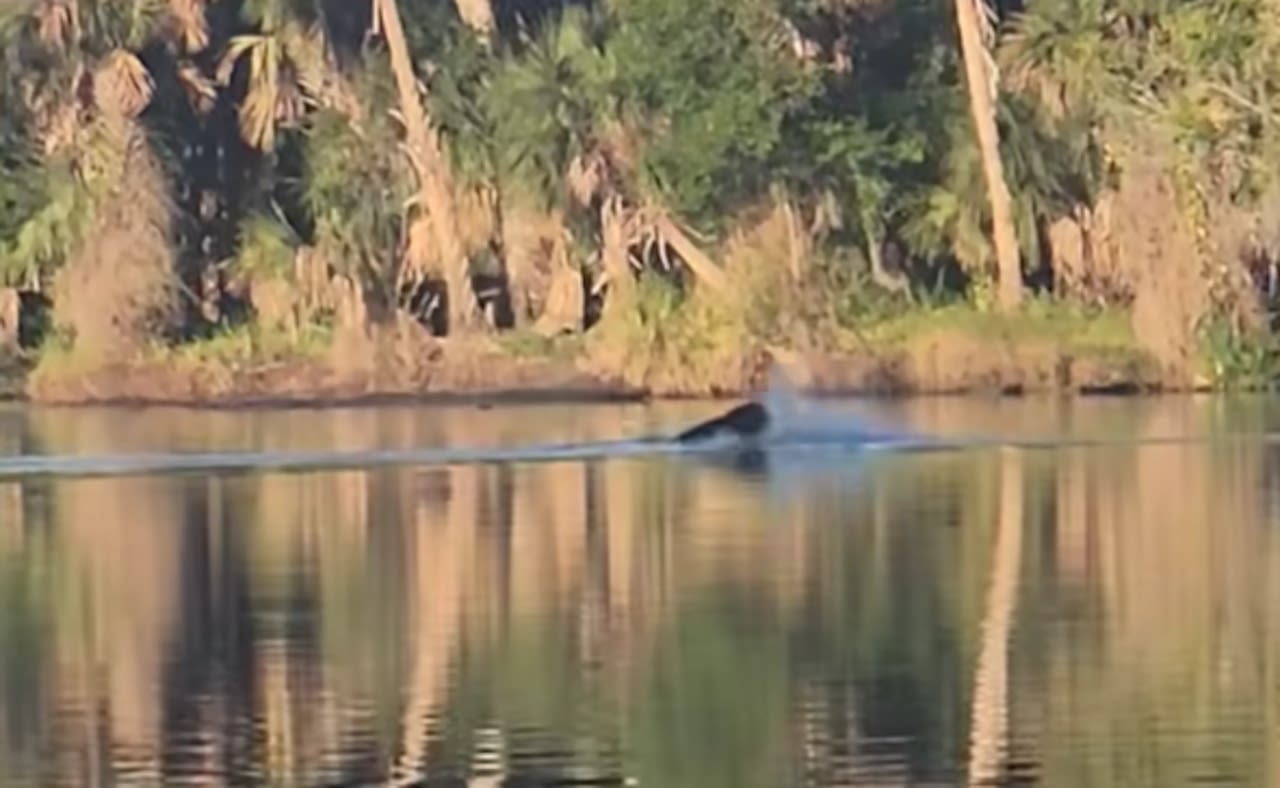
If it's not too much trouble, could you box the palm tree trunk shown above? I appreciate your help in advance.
[373,0,475,335]
[953,0,1023,311]
[599,195,634,322]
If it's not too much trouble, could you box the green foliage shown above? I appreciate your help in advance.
[788,114,927,267]
[239,0,321,31]
[424,19,500,186]
[484,5,617,208]
[397,0,471,62]
[230,210,299,281]
[166,318,333,365]
[1197,315,1280,391]
[861,295,1138,354]
[590,269,758,393]
[899,92,1105,279]
[827,254,931,330]
[0,157,81,286]
[1008,0,1280,194]
[0,112,149,286]
[49,0,170,54]
[620,270,685,352]
[299,65,411,300]
[610,0,818,226]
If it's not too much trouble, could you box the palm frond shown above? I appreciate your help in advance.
[33,0,77,52]
[175,58,214,113]
[93,47,154,117]
[485,5,619,209]
[217,33,278,148]
[217,21,334,150]
[165,0,207,53]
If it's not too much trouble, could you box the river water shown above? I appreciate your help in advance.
[1,394,1279,786]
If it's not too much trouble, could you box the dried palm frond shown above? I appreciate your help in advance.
[216,22,334,150]
[628,200,728,291]
[273,65,308,127]
[217,33,279,149]
[455,183,498,256]
[34,0,77,52]
[316,68,363,129]
[25,62,87,154]
[93,48,155,118]
[215,32,260,85]
[453,0,495,39]
[166,0,207,53]
[175,59,215,114]
[238,84,277,149]
[402,194,436,280]
[279,21,328,98]
[598,119,637,176]
[566,150,606,208]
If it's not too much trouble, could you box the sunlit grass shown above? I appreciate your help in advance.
[158,321,336,367]
[859,297,1140,354]
[493,329,586,360]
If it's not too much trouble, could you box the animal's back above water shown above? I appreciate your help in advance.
[675,402,771,443]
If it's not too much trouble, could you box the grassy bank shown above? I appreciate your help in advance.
[6,298,1178,407]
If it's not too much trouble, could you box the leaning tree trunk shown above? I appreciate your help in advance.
[652,212,728,292]
[373,0,475,335]
[953,0,1023,311]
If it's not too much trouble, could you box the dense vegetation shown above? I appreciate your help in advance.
[2,0,1280,399]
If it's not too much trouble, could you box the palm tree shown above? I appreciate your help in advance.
[0,0,216,351]
[998,0,1116,122]
[371,0,475,335]
[484,7,619,330]
[952,0,1023,310]
[485,7,729,330]
[214,11,330,154]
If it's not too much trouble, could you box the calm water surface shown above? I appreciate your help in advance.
[2,395,1280,787]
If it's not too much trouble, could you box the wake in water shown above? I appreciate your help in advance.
[0,366,1266,480]
[673,366,910,448]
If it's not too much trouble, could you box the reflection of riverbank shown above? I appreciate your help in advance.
[1,397,1279,785]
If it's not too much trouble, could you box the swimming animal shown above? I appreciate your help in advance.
[675,401,772,444]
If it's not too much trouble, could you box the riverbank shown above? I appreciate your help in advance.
[2,304,1189,407]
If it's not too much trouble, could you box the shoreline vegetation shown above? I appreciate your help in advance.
[2,0,1279,407]
[7,300,1168,405]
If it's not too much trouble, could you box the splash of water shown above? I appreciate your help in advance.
[756,363,902,446]
[760,363,805,428]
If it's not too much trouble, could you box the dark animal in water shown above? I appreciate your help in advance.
[675,401,771,443]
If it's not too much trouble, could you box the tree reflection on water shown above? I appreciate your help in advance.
[0,396,1278,786]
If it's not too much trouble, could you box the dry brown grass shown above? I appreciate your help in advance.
[0,289,19,350]
[500,196,571,328]
[328,310,441,391]
[246,245,355,344]
[1109,157,1209,385]
[1049,139,1272,387]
